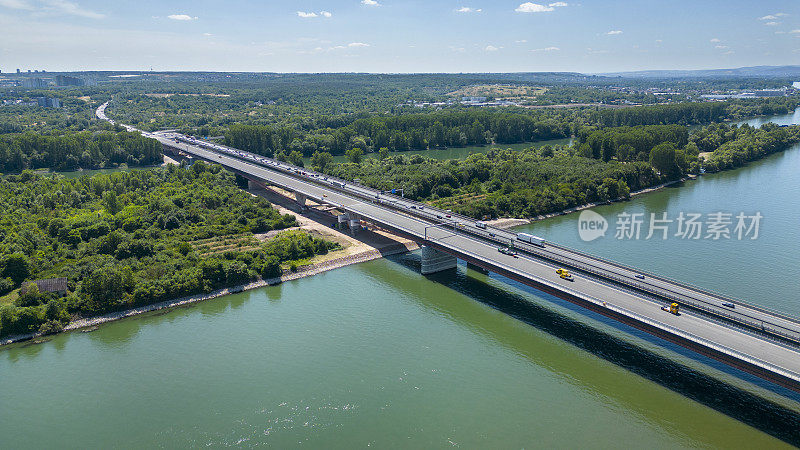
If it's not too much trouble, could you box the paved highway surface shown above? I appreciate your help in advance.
[97,102,800,389]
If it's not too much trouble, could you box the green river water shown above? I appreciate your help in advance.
[3,111,800,447]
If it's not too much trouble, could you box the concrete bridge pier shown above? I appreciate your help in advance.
[295,192,308,210]
[420,246,458,274]
[347,213,361,234]
[247,179,261,190]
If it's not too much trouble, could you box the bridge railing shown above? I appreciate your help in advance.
[424,230,800,383]
[413,213,800,346]
[160,132,800,346]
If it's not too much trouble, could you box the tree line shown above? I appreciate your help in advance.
[0,130,162,173]
[0,164,336,338]
[224,109,572,157]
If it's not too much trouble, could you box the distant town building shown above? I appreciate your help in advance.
[21,77,48,88]
[35,97,61,108]
[55,74,83,86]
[16,68,20,74]
[793,81,800,90]
[21,278,68,297]
[754,89,786,97]
[55,74,95,87]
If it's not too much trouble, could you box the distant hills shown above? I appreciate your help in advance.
[596,65,800,79]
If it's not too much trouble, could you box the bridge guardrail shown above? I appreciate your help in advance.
[424,230,800,383]
[151,125,800,346]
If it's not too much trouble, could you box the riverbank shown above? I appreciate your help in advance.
[0,184,420,347]
[1,240,418,347]
[486,175,697,229]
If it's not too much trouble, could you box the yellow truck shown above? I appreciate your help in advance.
[661,303,680,315]
[556,268,574,281]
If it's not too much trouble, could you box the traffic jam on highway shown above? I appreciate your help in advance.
[167,134,744,321]
[141,131,627,296]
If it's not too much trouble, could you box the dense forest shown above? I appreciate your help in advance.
[0,130,162,172]
[575,124,689,162]
[696,123,800,172]
[319,147,658,218]
[589,98,799,127]
[225,109,574,157]
[0,164,336,337]
[314,123,800,218]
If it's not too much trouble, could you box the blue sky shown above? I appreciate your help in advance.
[0,0,798,73]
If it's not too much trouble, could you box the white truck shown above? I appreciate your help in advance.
[516,232,545,247]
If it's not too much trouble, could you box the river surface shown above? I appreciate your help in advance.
[3,113,800,447]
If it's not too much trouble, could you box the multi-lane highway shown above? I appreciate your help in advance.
[97,102,800,392]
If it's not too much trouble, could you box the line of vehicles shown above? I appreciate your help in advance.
[98,107,800,350]
[163,134,748,320]
[168,135,747,317]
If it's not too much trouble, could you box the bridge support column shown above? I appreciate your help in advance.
[347,213,361,235]
[247,180,260,190]
[420,246,458,274]
[295,192,308,210]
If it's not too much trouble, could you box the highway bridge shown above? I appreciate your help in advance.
[98,103,800,394]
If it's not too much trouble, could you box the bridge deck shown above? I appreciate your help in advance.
[96,103,800,392]
[158,135,800,387]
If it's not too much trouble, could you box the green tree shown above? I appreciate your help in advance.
[345,148,363,164]
[310,151,333,171]
[649,142,679,177]
[288,151,305,167]
[103,190,122,215]
[2,253,30,285]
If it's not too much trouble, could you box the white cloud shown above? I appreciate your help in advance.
[515,39,528,43]
[297,10,332,18]
[456,6,482,13]
[515,2,553,13]
[0,0,34,10]
[484,45,501,51]
[361,0,380,6]
[790,29,800,34]
[715,45,728,49]
[42,0,104,19]
[606,30,622,35]
[764,21,779,26]
[348,42,370,47]
[168,14,196,21]
[760,14,777,20]
[710,38,721,42]
[531,46,560,52]
[203,32,213,36]
[549,2,568,6]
